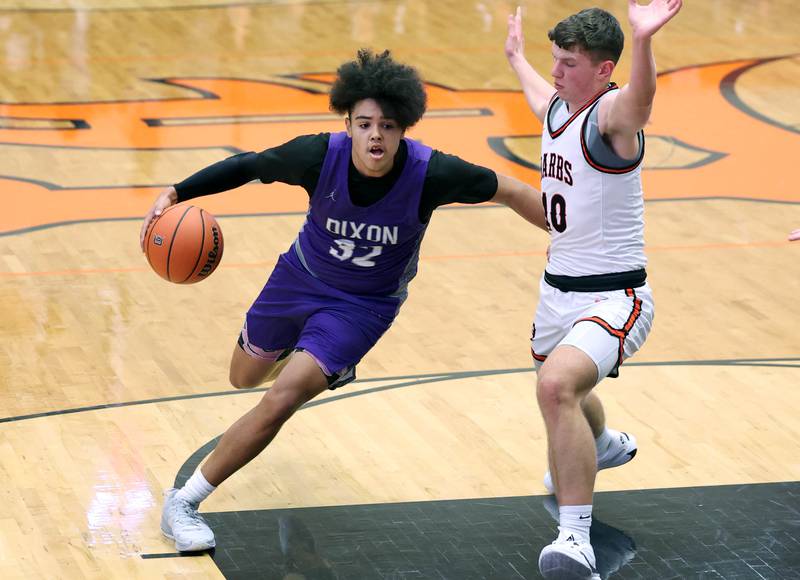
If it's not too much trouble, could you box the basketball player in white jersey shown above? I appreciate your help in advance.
[505,2,682,579]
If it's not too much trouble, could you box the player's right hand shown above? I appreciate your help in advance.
[140,186,178,252]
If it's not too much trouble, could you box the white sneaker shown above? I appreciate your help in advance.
[539,529,601,580]
[161,488,216,552]
[542,496,638,577]
[544,430,637,493]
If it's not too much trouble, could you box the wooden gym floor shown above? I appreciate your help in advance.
[1,0,798,578]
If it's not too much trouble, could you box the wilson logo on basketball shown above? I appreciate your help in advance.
[198,226,221,278]
[0,57,797,236]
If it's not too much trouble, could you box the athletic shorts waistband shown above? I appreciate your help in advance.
[544,269,647,292]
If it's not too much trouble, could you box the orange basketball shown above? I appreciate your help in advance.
[144,204,224,284]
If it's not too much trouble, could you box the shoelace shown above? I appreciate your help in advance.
[172,498,208,530]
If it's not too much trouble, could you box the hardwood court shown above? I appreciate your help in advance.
[1,1,799,578]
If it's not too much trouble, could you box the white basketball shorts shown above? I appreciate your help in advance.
[530,275,655,384]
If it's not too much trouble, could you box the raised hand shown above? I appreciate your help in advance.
[628,0,683,39]
[505,6,525,61]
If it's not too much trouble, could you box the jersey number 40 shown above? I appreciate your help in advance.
[542,192,567,233]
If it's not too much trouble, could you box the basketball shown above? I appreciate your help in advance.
[144,204,224,284]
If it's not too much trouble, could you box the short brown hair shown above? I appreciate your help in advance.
[548,8,624,64]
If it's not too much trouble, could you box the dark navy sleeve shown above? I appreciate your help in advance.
[419,150,499,222]
[254,133,329,195]
[174,133,329,202]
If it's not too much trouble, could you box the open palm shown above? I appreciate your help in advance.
[628,0,683,38]
[505,6,525,60]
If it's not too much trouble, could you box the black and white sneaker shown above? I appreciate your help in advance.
[539,528,600,580]
[542,496,637,578]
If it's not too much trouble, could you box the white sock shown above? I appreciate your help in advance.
[175,469,216,505]
[558,504,592,542]
[595,428,614,456]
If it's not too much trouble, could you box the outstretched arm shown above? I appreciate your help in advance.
[138,152,260,250]
[492,173,548,232]
[505,6,555,122]
[602,0,683,137]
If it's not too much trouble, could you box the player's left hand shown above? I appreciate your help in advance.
[789,229,800,242]
[628,0,682,39]
[505,6,525,62]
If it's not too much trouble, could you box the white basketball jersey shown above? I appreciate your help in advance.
[540,85,646,277]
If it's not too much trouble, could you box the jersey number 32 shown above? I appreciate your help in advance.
[329,239,383,267]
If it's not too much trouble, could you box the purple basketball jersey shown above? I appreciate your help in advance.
[290,132,432,299]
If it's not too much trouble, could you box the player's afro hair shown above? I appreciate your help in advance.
[329,49,427,130]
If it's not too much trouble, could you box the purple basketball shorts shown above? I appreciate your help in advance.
[239,252,399,388]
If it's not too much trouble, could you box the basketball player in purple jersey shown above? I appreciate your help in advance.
[506,1,681,578]
[139,49,548,552]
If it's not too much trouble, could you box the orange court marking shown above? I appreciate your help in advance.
[2,59,799,235]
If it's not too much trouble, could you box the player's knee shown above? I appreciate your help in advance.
[261,386,309,424]
[229,368,264,389]
[536,373,579,412]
